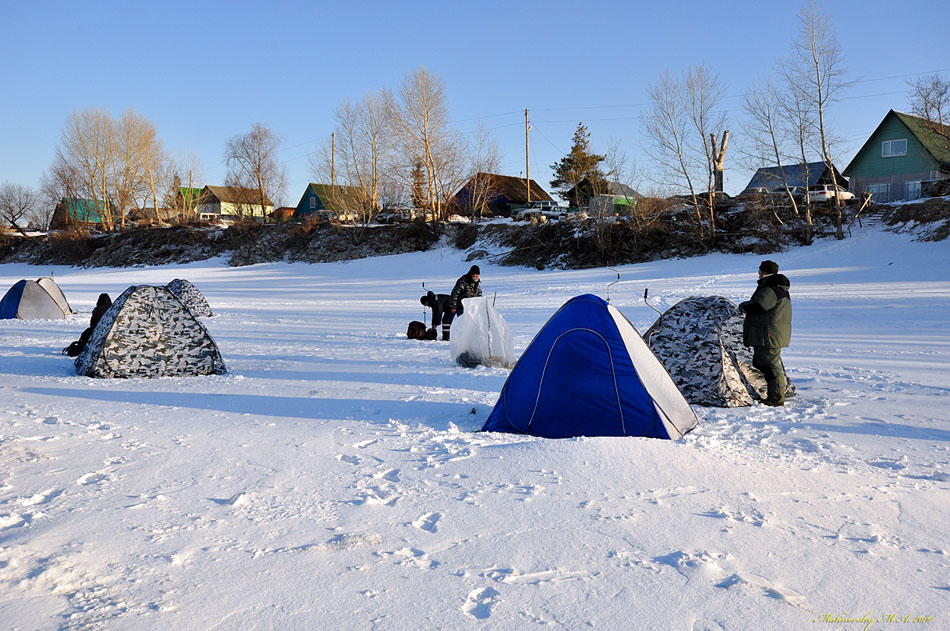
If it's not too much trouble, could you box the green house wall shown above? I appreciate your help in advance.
[846,116,938,178]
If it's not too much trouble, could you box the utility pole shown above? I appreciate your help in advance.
[525,108,531,204]
[331,131,336,210]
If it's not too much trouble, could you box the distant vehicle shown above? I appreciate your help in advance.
[807,184,855,203]
[736,187,771,202]
[513,201,568,221]
[374,210,400,224]
[771,186,807,203]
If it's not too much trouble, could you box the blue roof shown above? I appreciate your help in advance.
[743,161,835,191]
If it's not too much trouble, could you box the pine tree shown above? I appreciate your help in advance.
[410,160,426,209]
[549,123,608,207]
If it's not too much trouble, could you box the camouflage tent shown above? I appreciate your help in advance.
[75,285,226,378]
[166,278,213,317]
[644,296,792,407]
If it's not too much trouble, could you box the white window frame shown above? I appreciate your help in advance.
[881,139,907,158]
[867,183,890,203]
[310,197,316,209]
[904,181,921,200]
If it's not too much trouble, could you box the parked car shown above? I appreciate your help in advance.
[374,210,400,224]
[807,184,855,203]
[772,186,806,202]
[736,187,772,202]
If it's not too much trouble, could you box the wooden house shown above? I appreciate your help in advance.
[451,173,553,217]
[843,110,950,202]
[293,183,367,219]
[196,186,273,223]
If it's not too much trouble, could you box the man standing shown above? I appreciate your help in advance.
[420,291,453,341]
[448,265,483,341]
[739,260,792,406]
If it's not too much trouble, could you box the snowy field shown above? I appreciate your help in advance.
[1,227,948,630]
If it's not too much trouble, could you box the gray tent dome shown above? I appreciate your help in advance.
[644,295,792,407]
[36,277,76,315]
[0,279,71,320]
[165,278,213,317]
[75,285,226,378]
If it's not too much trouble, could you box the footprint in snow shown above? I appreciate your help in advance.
[413,512,440,532]
[76,472,109,486]
[463,586,500,619]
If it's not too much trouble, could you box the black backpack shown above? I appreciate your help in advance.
[407,321,437,340]
[407,321,427,340]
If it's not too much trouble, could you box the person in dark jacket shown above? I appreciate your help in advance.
[63,293,112,357]
[449,265,483,325]
[739,260,792,406]
[420,291,453,341]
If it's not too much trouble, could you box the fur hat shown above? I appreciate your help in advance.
[759,260,779,275]
[468,265,481,276]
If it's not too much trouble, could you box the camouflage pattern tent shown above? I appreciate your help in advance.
[644,296,792,407]
[166,278,213,317]
[75,285,226,378]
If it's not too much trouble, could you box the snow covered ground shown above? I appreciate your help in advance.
[1,227,948,630]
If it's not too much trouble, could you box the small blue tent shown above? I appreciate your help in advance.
[482,294,699,440]
[0,279,70,320]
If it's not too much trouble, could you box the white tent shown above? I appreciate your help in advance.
[449,296,515,368]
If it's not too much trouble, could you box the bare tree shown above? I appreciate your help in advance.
[685,63,729,234]
[603,140,659,251]
[0,183,39,235]
[225,122,286,221]
[384,67,465,222]
[743,75,816,242]
[908,74,950,149]
[466,123,503,222]
[333,92,394,225]
[643,69,706,239]
[55,108,117,229]
[784,0,850,238]
[165,152,205,223]
[46,107,169,230]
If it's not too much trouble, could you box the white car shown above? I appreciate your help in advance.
[807,184,855,203]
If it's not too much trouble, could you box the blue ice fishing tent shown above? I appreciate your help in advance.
[482,294,699,439]
[0,279,70,320]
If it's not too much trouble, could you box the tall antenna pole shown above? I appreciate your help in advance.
[331,132,336,210]
[525,108,531,204]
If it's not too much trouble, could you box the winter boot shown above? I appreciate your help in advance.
[763,379,785,406]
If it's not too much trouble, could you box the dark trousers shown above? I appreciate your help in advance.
[753,346,787,403]
[439,311,455,340]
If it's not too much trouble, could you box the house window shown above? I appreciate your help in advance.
[310,197,316,209]
[867,183,890,202]
[881,139,907,158]
[904,181,921,200]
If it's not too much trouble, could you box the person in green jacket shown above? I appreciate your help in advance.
[739,260,792,406]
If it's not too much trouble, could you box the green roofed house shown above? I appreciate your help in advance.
[844,110,950,202]
[49,198,108,230]
[293,183,366,220]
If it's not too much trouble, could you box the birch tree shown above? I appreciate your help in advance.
[225,122,286,220]
[784,0,850,238]
[384,67,465,221]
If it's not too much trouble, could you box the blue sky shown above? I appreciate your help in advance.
[2,0,947,204]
